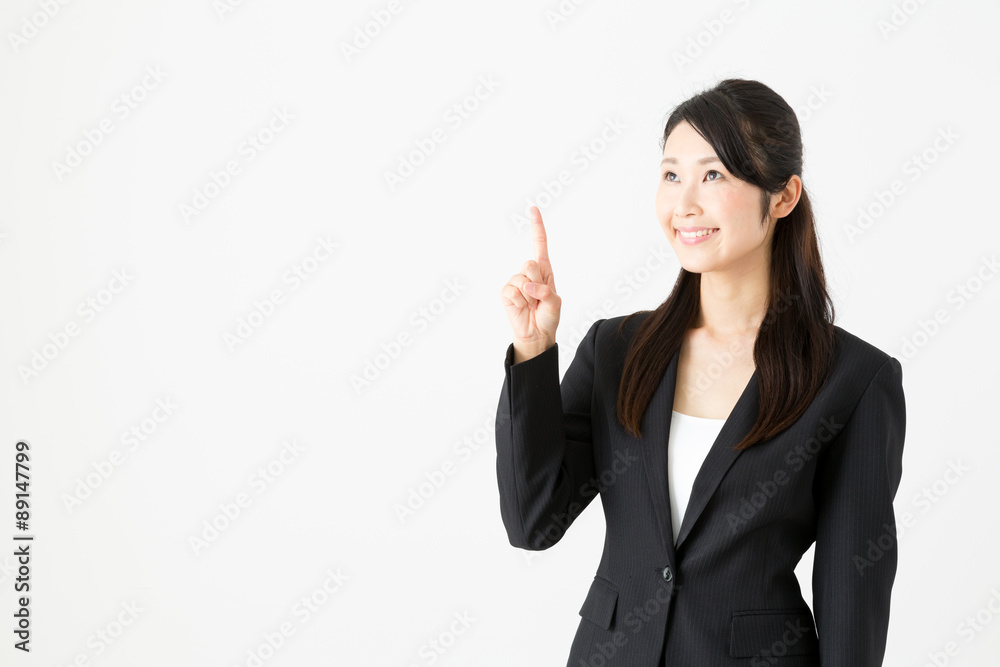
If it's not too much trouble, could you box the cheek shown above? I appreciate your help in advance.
[712,186,743,214]
[655,187,673,218]
[712,189,763,231]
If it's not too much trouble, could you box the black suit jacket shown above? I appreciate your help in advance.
[495,312,906,666]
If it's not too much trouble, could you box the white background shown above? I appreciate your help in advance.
[1,0,998,665]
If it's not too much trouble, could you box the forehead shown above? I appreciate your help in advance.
[661,156,721,166]
[662,123,719,162]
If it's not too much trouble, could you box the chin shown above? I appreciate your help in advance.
[665,242,705,273]
[673,253,717,274]
[678,262,709,274]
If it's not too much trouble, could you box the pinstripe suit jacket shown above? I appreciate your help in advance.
[495,312,906,666]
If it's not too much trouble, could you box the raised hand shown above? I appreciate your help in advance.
[500,206,562,362]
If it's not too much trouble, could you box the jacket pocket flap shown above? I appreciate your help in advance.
[729,608,819,658]
[578,576,619,631]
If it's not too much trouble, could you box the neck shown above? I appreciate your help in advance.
[694,262,769,339]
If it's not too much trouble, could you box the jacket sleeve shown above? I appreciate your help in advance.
[495,318,605,550]
[811,356,906,665]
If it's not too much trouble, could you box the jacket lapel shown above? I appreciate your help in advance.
[638,345,761,558]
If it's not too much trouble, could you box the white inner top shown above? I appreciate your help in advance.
[668,410,727,546]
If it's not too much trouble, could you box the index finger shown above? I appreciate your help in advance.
[530,206,549,265]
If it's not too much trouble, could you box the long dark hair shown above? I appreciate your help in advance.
[615,78,836,450]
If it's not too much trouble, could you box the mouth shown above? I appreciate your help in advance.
[676,227,719,238]
[675,227,720,245]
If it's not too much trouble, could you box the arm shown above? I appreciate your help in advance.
[495,318,604,550]
[811,356,906,665]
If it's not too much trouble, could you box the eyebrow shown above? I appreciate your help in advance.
[660,156,721,165]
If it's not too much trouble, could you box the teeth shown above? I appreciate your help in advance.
[679,228,718,238]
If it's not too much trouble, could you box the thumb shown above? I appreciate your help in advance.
[526,282,552,300]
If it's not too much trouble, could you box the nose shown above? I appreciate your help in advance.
[673,185,700,218]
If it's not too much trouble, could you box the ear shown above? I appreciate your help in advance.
[771,174,803,220]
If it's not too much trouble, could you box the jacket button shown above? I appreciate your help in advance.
[662,566,672,582]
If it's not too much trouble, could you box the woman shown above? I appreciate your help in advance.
[496,78,905,666]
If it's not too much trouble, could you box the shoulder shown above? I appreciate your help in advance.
[832,324,892,365]
[600,310,654,340]
[585,310,653,355]
[820,325,905,426]
[830,323,901,383]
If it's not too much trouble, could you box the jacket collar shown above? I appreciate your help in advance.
[638,344,760,557]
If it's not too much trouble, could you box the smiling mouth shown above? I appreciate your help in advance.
[677,228,719,238]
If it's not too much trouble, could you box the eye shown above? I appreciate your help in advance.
[663,170,724,182]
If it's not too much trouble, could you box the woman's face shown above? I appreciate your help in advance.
[656,120,777,277]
